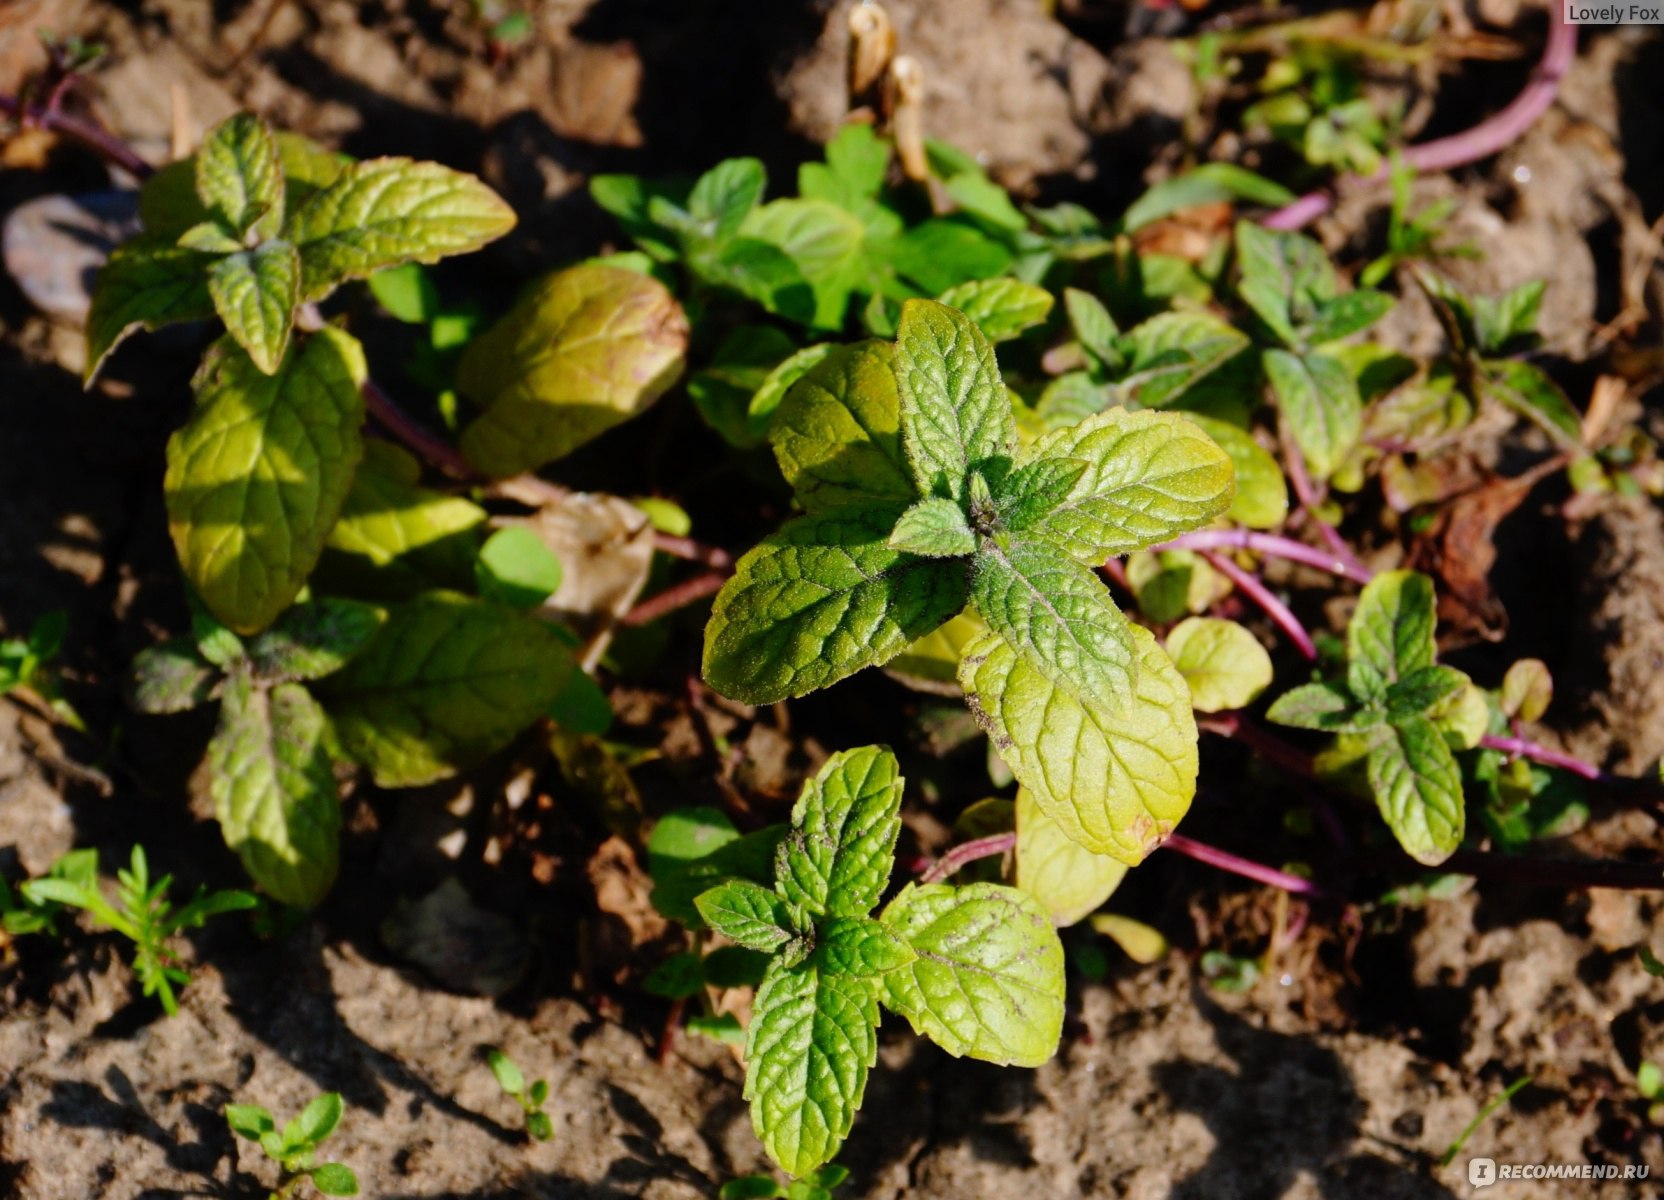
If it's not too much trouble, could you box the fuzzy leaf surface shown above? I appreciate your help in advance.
[1266,681,1379,731]
[776,745,903,919]
[317,591,576,787]
[995,458,1089,533]
[195,112,285,239]
[287,158,516,301]
[813,917,917,977]
[129,640,217,714]
[209,671,340,907]
[768,340,915,513]
[879,882,1064,1066]
[887,498,975,558]
[702,504,968,704]
[935,278,1055,344]
[246,597,385,682]
[1347,569,1437,698]
[1020,408,1235,562]
[894,300,1015,500]
[1263,349,1360,481]
[694,879,799,953]
[960,622,1196,864]
[164,329,366,633]
[744,962,879,1177]
[206,240,300,374]
[458,264,688,476]
[84,237,216,382]
[971,534,1136,711]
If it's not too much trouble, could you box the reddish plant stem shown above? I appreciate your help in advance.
[362,376,475,479]
[1260,8,1577,230]
[1158,528,1373,584]
[1162,834,1336,898]
[1280,433,1370,580]
[918,833,1015,884]
[1479,733,1613,784]
[622,571,728,626]
[1200,550,1317,660]
[0,91,155,179]
[652,534,734,570]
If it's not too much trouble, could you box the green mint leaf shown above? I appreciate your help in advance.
[995,457,1089,533]
[1415,269,1480,353]
[316,591,577,787]
[1304,289,1394,345]
[246,597,385,682]
[813,916,916,977]
[209,671,340,908]
[935,278,1055,344]
[1124,548,1214,624]
[960,622,1196,864]
[1367,714,1465,865]
[1019,408,1236,561]
[1062,287,1120,368]
[284,1092,344,1150]
[588,174,687,261]
[894,299,1016,500]
[776,745,903,919]
[1014,787,1126,927]
[720,1176,787,1200]
[1120,163,1294,232]
[224,1104,276,1141]
[887,497,976,558]
[1235,221,1336,347]
[319,441,486,600]
[177,221,245,253]
[164,329,367,633]
[745,343,838,441]
[1477,359,1582,448]
[768,340,916,513]
[1386,664,1470,720]
[257,1131,286,1161]
[879,882,1064,1066]
[286,158,516,302]
[1265,681,1379,731]
[1501,658,1553,723]
[886,217,1013,296]
[1472,280,1545,354]
[688,157,767,242]
[207,240,300,374]
[971,534,1137,712]
[688,325,798,447]
[128,639,217,714]
[84,236,216,383]
[457,264,689,477]
[195,112,285,239]
[475,526,563,609]
[1112,312,1251,409]
[702,503,969,704]
[651,821,786,928]
[1347,569,1437,697]
[744,962,879,1178]
[695,879,800,952]
[738,199,864,330]
[308,1163,358,1196]
[193,610,246,667]
[1263,349,1361,481]
[486,1048,525,1095]
[1183,414,1288,530]
[1163,617,1274,714]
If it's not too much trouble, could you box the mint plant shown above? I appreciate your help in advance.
[22,845,256,1014]
[485,1048,553,1141]
[690,746,1064,1176]
[705,300,1235,863]
[720,1165,849,1200]
[225,1092,358,1198]
[1266,569,1484,864]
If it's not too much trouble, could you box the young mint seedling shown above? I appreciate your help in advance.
[225,1092,358,1198]
[693,746,1065,1176]
[22,846,256,1015]
[1266,569,1484,865]
[705,301,1235,864]
[720,1164,850,1200]
[486,1048,553,1141]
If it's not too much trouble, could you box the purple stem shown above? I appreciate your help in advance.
[1200,549,1317,660]
[1162,834,1335,898]
[1479,733,1612,784]
[1261,8,1577,231]
[0,91,154,179]
[622,570,728,626]
[361,377,475,480]
[1280,432,1370,579]
[1158,528,1374,585]
[918,833,1015,884]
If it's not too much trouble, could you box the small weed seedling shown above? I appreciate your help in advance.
[486,1048,553,1141]
[1267,569,1484,864]
[0,609,84,729]
[225,1092,358,1198]
[22,845,256,1014]
[705,300,1235,865]
[720,1164,849,1200]
[689,746,1065,1176]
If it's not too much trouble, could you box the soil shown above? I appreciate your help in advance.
[1,2,1663,1199]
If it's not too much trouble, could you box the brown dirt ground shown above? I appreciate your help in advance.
[2,2,1664,1198]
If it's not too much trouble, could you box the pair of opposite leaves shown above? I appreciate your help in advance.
[702,299,1238,865]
